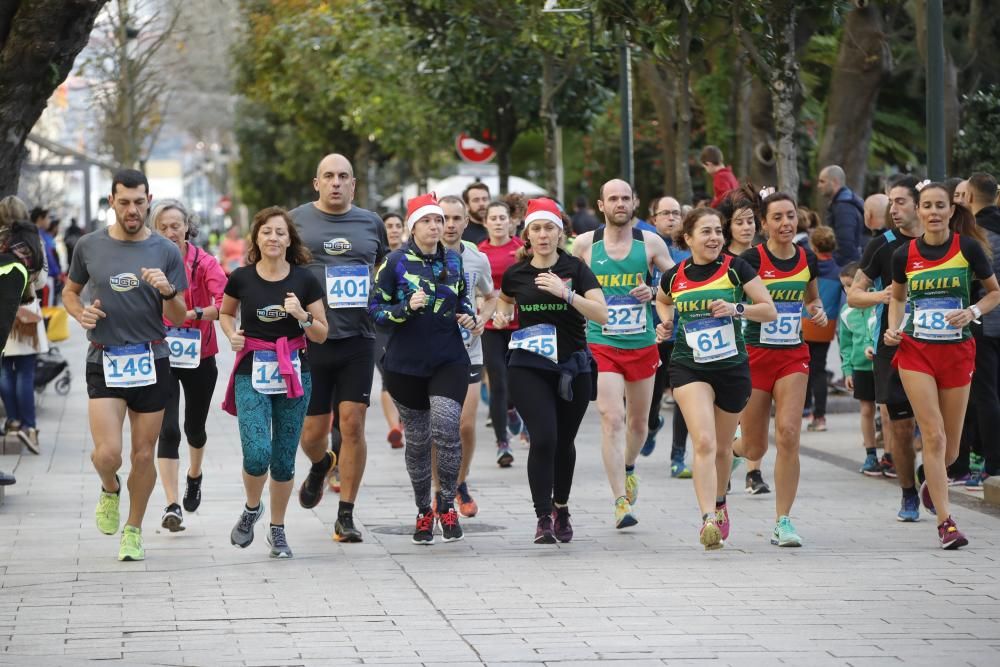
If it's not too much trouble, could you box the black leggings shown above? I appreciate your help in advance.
[508,366,591,517]
[157,356,219,459]
[647,340,689,461]
[805,341,830,418]
[482,329,514,443]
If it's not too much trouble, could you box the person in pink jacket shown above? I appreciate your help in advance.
[150,200,229,532]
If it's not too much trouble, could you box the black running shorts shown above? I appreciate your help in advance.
[874,350,913,420]
[669,361,752,414]
[86,357,171,413]
[306,336,376,415]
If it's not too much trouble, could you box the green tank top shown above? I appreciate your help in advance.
[902,234,974,343]
[669,255,747,369]
[586,227,655,349]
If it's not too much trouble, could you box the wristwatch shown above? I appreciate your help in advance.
[299,313,314,328]
[734,302,746,318]
[970,304,983,320]
[194,306,204,321]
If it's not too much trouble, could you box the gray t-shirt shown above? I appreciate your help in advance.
[290,203,388,340]
[459,241,493,365]
[69,228,187,363]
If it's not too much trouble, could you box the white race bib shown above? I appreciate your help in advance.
[760,301,802,345]
[251,350,302,395]
[508,324,558,362]
[684,317,738,363]
[603,294,647,335]
[165,327,201,369]
[913,297,962,341]
[325,265,369,308]
[102,344,156,387]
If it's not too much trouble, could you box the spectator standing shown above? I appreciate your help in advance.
[817,165,865,266]
[802,226,842,432]
[863,193,889,237]
[570,195,600,235]
[699,146,740,208]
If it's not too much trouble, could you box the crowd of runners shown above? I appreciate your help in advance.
[35,152,1000,561]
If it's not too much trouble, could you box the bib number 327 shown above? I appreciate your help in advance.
[102,344,156,388]
[603,295,647,335]
[508,324,558,362]
[326,265,369,309]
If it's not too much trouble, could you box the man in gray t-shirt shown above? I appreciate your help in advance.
[63,169,189,563]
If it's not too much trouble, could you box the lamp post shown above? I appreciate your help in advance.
[926,0,946,181]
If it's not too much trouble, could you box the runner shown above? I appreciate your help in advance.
[494,198,607,543]
[151,199,227,532]
[369,193,477,544]
[656,207,776,549]
[437,195,497,517]
[220,207,328,558]
[733,191,827,547]
[883,181,999,549]
[291,153,387,543]
[848,175,921,520]
[478,200,525,467]
[375,212,407,451]
[572,179,674,528]
[63,169,189,561]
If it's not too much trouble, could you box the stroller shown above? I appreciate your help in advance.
[34,347,71,396]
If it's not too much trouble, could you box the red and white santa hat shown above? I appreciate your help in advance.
[523,197,563,229]
[405,192,445,231]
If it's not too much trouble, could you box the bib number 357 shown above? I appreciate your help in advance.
[102,344,156,388]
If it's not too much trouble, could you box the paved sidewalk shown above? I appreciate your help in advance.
[1,324,999,666]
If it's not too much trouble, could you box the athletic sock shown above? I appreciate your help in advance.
[866,447,877,456]
[715,496,727,508]
[312,452,331,473]
[625,464,635,474]
[902,486,918,498]
[338,500,354,518]
[246,503,260,512]
[270,523,283,528]
[554,502,568,509]
[702,512,713,522]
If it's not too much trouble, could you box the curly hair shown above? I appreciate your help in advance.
[247,206,312,265]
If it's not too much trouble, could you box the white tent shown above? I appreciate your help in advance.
[379,174,547,210]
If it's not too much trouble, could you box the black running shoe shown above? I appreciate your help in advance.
[161,503,184,532]
[334,513,363,542]
[439,508,464,542]
[183,474,202,513]
[412,511,434,544]
[745,470,771,495]
[299,451,335,509]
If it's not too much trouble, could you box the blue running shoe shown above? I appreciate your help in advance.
[507,408,523,437]
[770,515,802,547]
[671,461,692,479]
[966,472,989,489]
[897,494,920,522]
[861,452,882,477]
[640,415,664,457]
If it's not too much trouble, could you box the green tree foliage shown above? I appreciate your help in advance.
[954,85,1000,177]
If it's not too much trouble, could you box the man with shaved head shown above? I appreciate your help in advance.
[572,179,675,529]
[817,164,864,265]
[863,193,889,237]
[290,153,388,543]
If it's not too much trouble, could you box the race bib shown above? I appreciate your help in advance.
[508,324,558,362]
[165,327,201,369]
[603,295,647,335]
[251,350,302,395]
[913,297,962,341]
[760,302,802,345]
[684,317,738,363]
[103,343,156,388]
[325,265,369,308]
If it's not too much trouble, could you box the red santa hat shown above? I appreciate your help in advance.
[405,192,445,231]
[523,197,563,229]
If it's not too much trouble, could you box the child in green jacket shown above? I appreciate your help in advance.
[838,263,880,476]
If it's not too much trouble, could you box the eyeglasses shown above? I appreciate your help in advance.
[654,210,682,218]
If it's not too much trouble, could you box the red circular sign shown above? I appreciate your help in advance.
[455,133,495,163]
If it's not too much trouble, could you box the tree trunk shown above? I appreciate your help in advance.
[637,58,676,197]
[0,0,109,195]
[354,136,370,209]
[769,4,801,197]
[733,55,753,182]
[748,76,777,188]
[815,2,891,201]
[673,3,694,205]
[493,95,517,195]
[540,53,559,197]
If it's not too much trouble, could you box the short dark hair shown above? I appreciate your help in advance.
[761,191,797,218]
[699,145,724,166]
[968,172,998,204]
[111,169,149,196]
[462,182,490,204]
[674,207,723,251]
[888,174,921,205]
[29,207,48,224]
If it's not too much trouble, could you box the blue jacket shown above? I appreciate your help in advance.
[369,240,475,376]
[827,187,865,266]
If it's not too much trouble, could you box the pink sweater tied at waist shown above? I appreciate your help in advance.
[221,335,307,416]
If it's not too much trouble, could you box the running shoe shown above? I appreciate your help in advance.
[16,427,40,454]
[412,511,435,544]
[640,415,664,457]
[267,525,293,558]
[328,466,341,493]
[456,482,478,518]
[625,469,639,505]
[507,408,523,436]
[745,470,771,494]
[387,426,404,449]
[770,515,803,547]
[161,503,184,532]
[118,525,144,562]
[552,506,573,543]
[334,514,364,542]
[919,481,936,516]
[438,508,464,542]
[534,514,556,544]
[969,452,985,474]
[671,460,692,479]
[897,494,920,522]
[938,516,968,550]
[965,472,989,489]
[95,476,121,535]
[881,455,897,479]
[183,473,202,512]
[715,504,730,542]
[614,496,638,529]
[861,452,882,477]
[496,441,514,468]
[806,417,827,432]
[949,472,974,486]
[700,518,722,550]
[231,504,264,548]
[299,450,336,509]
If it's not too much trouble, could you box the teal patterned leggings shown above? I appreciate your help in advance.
[234,373,312,482]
